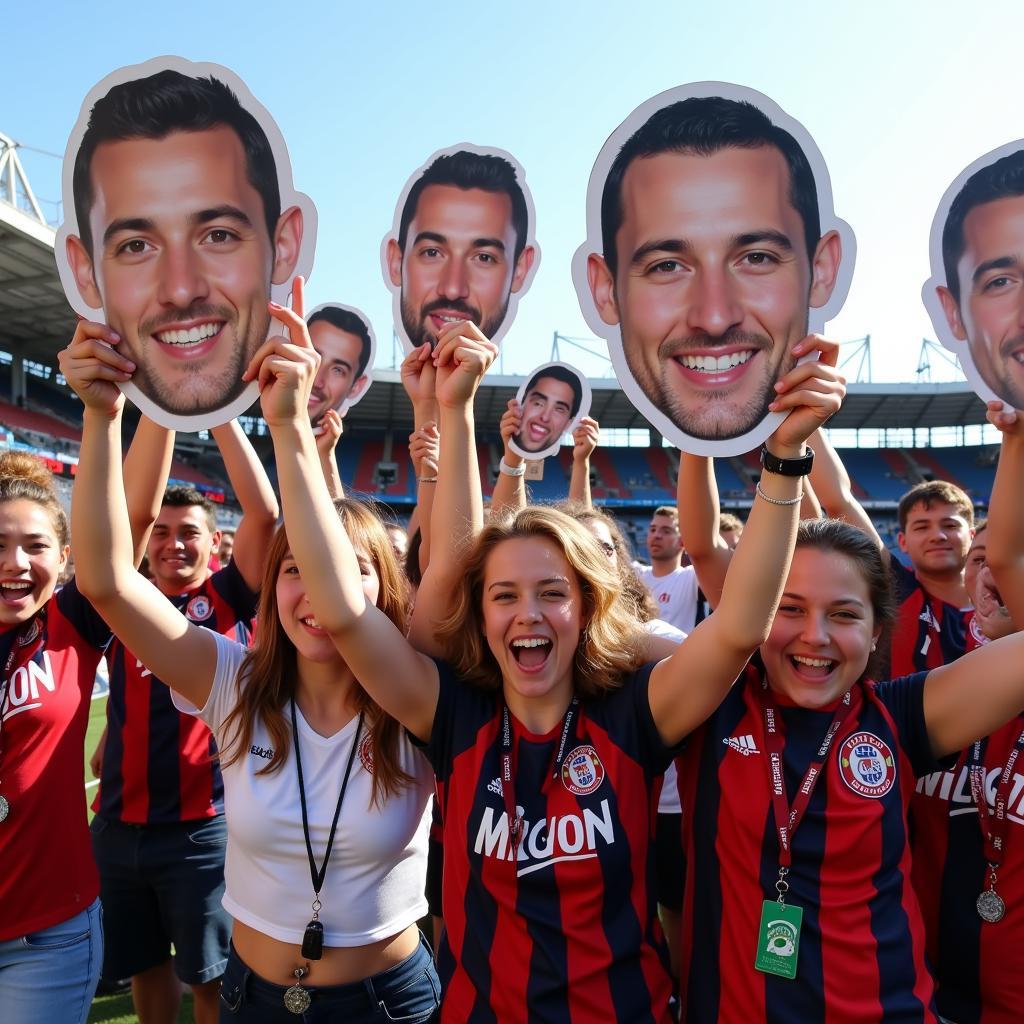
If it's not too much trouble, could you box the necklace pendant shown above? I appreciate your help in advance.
[0,794,9,823]
[301,919,324,961]
[977,888,1006,924]
[283,981,311,1014]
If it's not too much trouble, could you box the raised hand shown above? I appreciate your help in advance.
[401,342,437,414]
[500,399,523,459]
[433,319,497,409]
[767,335,846,453]
[58,321,134,416]
[315,408,343,460]
[242,278,320,427]
[409,421,440,479]
[572,416,600,462]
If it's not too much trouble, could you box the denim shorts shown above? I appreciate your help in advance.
[0,898,103,1024]
[219,936,440,1022]
[91,813,231,983]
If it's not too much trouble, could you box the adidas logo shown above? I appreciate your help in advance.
[487,777,503,796]
[723,734,760,756]
[919,606,940,631]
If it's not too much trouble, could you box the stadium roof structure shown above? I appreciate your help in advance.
[0,133,77,365]
[0,129,992,437]
[341,371,990,436]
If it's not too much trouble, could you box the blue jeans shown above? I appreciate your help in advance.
[0,898,103,1024]
[219,936,440,1022]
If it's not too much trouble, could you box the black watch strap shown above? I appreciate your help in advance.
[760,444,814,477]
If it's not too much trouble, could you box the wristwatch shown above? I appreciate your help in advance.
[759,444,814,477]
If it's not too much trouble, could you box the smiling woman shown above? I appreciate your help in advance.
[0,452,111,1024]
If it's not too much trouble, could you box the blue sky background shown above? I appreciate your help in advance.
[6,0,1021,384]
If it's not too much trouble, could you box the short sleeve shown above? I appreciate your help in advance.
[211,561,258,626]
[170,630,248,737]
[56,577,112,651]
[619,661,686,777]
[873,672,955,777]
[889,559,917,605]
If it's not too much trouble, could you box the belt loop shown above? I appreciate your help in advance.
[363,973,378,1011]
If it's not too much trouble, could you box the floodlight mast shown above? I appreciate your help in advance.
[0,133,48,226]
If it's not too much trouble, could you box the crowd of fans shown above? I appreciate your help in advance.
[1,304,1022,1024]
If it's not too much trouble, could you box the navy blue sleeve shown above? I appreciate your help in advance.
[597,661,686,778]
[57,577,112,651]
[874,673,956,777]
[212,560,258,624]
[889,559,917,604]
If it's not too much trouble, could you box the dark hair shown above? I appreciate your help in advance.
[897,480,974,533]
[404,528,423,588]
[523,366,583,419]
[941,150,1024,305]
[600,95,821,277]
[398,150,529,262]
[794,518,896,679]
[306,306,373,379]
[72,69,281,257]
[161,484,218,533]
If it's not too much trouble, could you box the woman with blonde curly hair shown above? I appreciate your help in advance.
[252,287,844,1022]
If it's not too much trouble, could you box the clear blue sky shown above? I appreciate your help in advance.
[6,0,1020,383]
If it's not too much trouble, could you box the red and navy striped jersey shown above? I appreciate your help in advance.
[420,660,675,1024]
[94,561,256,824]
[676,666,944,1024]
[889,559,969,678]
[911,709,1024,1024]
[1,581,109,940]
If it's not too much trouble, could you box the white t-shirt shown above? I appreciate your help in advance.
[173,632,433,947]
[639,565,699,633]
[641,619,687,815]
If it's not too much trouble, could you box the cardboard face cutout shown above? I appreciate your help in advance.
[509,361,591,462]
[572,82,855,457]
[923,141,1024,411]
[56,56,318,432]
[305,303,375,424]
[381,143,540,354]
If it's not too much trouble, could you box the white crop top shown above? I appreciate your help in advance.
[173,631,433,946]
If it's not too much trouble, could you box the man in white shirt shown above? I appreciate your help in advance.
[639,505,698,632]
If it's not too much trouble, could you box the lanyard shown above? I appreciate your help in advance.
[290,700,364,960]
[500,697,579,854]
[755,682,861,874]
[969,719,1024,869]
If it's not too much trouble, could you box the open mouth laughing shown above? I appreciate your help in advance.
[510,636,552,673]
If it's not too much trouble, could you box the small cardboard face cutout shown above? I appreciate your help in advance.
[923,141,1024,412]
[305,303,376,425]
[381,143,540,354]
[509,361,591,462]
[572,82,855,456]
[56,56,318,432]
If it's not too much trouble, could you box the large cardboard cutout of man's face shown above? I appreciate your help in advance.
[56,56,317,432]
[382,144,539,353]
[925,142,1024,411]
[305,302,375,424]
[573,83,854,457]
[509,361,591,462]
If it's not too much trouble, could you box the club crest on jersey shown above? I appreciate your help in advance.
[186,596,212,621]
[358,733,375,774]
[839,732,895,798]
[969,614,989,648]
[561,745,605,795]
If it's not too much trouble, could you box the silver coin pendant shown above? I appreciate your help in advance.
[283,982,311,1014]
[0,794,9,822]
[977,888,1006,923]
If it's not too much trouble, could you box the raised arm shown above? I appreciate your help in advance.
[251,285,441,740]
[676,453,733,610]
[408,421,440,575]
[314,408,345,500]
[491,399,527,516]
[407,321,497,656]
[923,630,1024,756]
[568,416,599,508]
[806,427,885,554]
[60,322,218,709]
[649,336,846,744]
[209,419,280,593]
[122,415,175,565]
[983,402,1024,626]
